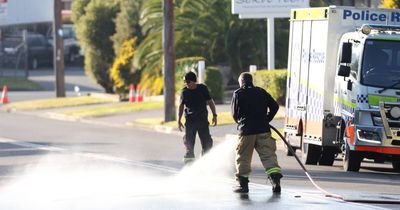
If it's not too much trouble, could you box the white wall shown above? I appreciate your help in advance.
[0,0,53,26]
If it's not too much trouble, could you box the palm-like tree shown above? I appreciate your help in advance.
[135,0,276,94]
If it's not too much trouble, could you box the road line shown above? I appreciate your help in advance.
[0,137,390,209]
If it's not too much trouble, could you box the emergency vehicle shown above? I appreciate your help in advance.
[284,6,400,172]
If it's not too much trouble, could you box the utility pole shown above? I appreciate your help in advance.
[163,0,176,122]
[53,0,65,97]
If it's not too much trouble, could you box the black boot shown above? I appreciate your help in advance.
[268,173,282,193]
[233,176,249,193]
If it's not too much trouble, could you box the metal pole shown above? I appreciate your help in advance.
[267,18,275,70]
[163,0,176,122]
[198,60,205,83]
[53,0,65,97]
[22,30,28,77]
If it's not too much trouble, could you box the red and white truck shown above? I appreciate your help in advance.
[284,6,400,171]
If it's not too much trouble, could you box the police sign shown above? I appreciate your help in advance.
[342,9,400,22]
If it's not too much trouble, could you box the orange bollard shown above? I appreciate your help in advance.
[1,85,9,104]
[129,84,136,103]
[137,84,143,102]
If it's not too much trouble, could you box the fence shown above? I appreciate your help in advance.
[0,23,53,78]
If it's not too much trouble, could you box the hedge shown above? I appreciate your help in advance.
[204,67,223,104]
[251,69,287,105]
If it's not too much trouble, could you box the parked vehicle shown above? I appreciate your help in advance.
[2,32,53,69]
[284,6,400,172]
[47,24,81,64]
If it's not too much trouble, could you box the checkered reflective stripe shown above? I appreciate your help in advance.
[286,77,304,119]
[287,83,308,119]
[306,87,324,122]
[287,83,323,122]
[334,98,355,126]
[357,94,368,103]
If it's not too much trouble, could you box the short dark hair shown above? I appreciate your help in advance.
[184,71,197,82]
[239,72,253,86]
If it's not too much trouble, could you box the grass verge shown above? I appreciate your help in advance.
[61,101,163,118]
[2,96,114,111]
[0,77,43,91]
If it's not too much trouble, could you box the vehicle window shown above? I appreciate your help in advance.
[39,37,47,45]
[29,37,41,47]
[350,42,361,79]
[361,39,400,88]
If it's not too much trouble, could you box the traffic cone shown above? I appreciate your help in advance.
[129,84,136,103]
[137,84,143,102]
[1,85,9,104]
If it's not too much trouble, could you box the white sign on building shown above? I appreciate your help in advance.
[232,0,309,17]
[0,0,53,26]
[0,0,7,20]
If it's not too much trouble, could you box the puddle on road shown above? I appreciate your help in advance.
[0,138,237,209]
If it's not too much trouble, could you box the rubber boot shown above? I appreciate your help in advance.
[268,173,282,193]
[183,156,195,165]
[233,176,249,193]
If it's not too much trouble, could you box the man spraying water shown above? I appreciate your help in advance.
[231,72,283,194]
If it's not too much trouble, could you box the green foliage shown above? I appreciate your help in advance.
[112,0,144,55]
[310,0,327,7]
[71,0,90,24]
[73,0,120,93]
[110,38,139,96]
[136,0,291,93]
[204,67,224,104]
[175,57,205,95]
[380,0,400,8]
[251,69,287,105]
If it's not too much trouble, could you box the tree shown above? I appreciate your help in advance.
[73,0,120,93]
[135,0,279,93]
[112,0,145,54]
[380,0,400,8]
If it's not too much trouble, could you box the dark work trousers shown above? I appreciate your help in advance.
[183,117,213,160]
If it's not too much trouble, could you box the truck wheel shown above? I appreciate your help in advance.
[286,146,296,156]
[343,143,362,172]
[302,143,321,165]
[319,147,336,166]
[392,161,400,172]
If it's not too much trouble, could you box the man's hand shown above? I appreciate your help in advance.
[212,115,217,126]
[178,120,184,131]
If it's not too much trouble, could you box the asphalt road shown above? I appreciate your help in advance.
[0,110,399,209]
[1,67,399,209]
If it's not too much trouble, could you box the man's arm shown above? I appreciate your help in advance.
[178,103,185,131]
[207,99,217,126]
[231,92,239,123]
[266,93,279,122]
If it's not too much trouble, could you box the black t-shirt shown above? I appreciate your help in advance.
[231,85,279,135]
[180,84,211,120]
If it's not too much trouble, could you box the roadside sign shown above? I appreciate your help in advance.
[232,0,309,18]
[0,0,7,20]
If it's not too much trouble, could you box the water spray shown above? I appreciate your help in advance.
[270,125,400,204]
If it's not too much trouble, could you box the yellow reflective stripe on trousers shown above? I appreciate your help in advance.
[266,167,281,175]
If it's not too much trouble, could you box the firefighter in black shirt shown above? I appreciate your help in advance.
[231,72,282,193]
[178,71,217,164]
